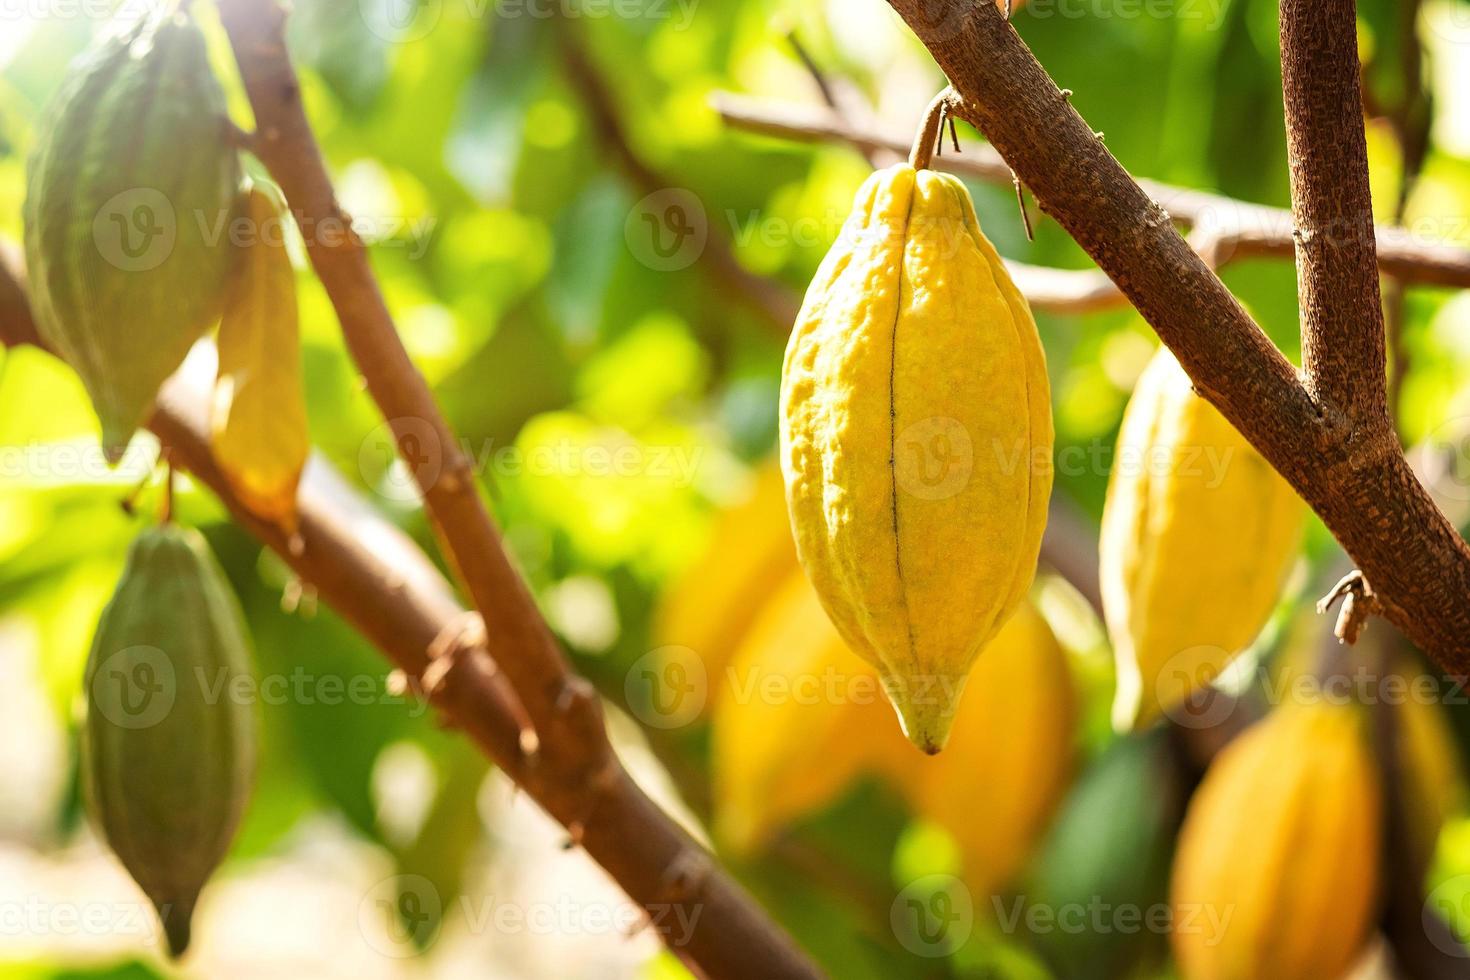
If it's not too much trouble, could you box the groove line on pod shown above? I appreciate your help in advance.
[887,174,920,677]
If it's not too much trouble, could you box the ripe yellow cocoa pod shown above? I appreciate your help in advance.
[1170,701,1380,980]
[654,464,798,690]
[779,162,1053,752]
[712,572,911,853]
[899,602,1077,898]
[210,183,310,534]
[1100,347,1304,730]
[1396,671,1465,874]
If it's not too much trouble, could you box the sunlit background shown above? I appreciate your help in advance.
[4,0,1470,976]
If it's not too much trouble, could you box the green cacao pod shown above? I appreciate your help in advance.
[82,524,257,957]
[24,7,242,461]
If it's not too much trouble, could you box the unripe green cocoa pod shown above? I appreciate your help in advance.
[82,524,257,957]
[24,7,242,462]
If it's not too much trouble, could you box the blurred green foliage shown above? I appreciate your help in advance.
[3,0,1470,976]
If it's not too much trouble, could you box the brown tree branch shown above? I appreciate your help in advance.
[1281,0,1389,425]
[712,93,1470,299]
[881,0,1470,669]
[199,2,822,975]
[0,249,818,979]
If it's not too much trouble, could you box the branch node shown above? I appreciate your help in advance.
[658,848,714,906]
[562,755,622,850]
[422,611,488,697]
[1317,570,1381,645]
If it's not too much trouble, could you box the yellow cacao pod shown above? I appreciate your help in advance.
[780,162,1053,752]
[712,572,911,853]
[900,601,1077,898]
[1170,701,1380,980]
[1396,669,1465,875]
[1100,347,1304,730]
[82,525,258,957]
[210,183,310,534]
[654,464,798,690]
[24,8,242,461]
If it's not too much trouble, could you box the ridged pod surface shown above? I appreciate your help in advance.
[780,162,1053,752]
[24,7,241,460]
[82,525,257,957]
[712,572,910,853]
[1170,702,1380,980]
[899,601,1076,898]
[1100,348,1304,730]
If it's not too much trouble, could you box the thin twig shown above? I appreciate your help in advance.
[712,93,1470,294]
